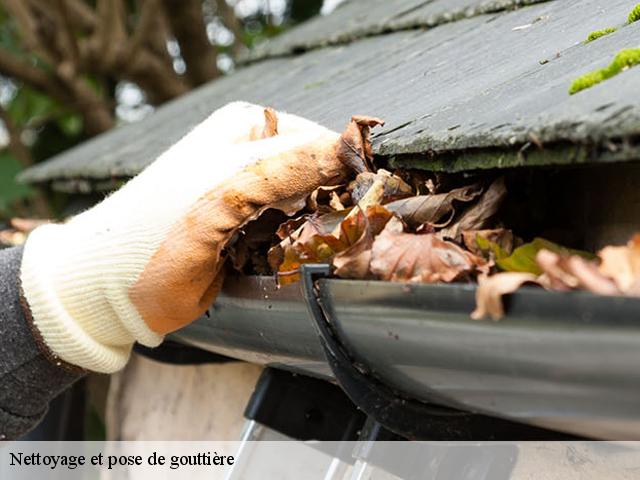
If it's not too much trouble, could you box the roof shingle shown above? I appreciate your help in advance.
[21,0,640,186]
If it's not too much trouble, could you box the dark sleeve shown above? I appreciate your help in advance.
[0,246,84,440]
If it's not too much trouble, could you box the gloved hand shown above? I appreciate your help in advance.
[20,102,366,373]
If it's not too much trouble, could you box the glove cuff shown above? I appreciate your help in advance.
[20,224,163,373]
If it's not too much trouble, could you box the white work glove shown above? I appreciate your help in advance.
[21,102,361,373]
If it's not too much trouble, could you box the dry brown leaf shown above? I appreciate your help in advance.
[471,272,540,320]
[0,230,27,247]
[0,218,51,247]
[333,205,394,279]
[227,209,289,273]
[272,204,393,284]
[249,112,386,280]
[598,246,634,291]
[10,218,50,232]
[535,250,577,291]
[462,229,515,259]
[308,185,345,213]
[271,178,392,284]
[440,177,507,240]
[274,216,310,241]
[262,107,279,138]
[329,192,345,211]
[564,256,620,295]
[386,184,482,230]
[348,169,413,205]
[337,116,384,173]
[351,115,385,167]
[370,218,486,283]
[273,227,345,284]
[468,234,640,321]
[337,204,392,250]
[351,115,385,128]
[332,235,373,279]
[598,234,640,293]
[537,249,620,295]
[248,107,279,140]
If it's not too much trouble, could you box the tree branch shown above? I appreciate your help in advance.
[56,68,115,134]
[3,0,113,133]
[0,49,113,134]
[121,49,190,103]
[2,0,195,129]
[129,0,162,61]
[52,0,81,67]
[94,0,128,70]
[214,0,245,58]
[161,0,219,86]
[70,0,186,104]
[64,0,97,33]
[132,0,173,69]
[3,0,56,65]
[0,49,66,99]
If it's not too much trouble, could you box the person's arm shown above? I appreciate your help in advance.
[0,246,83,440]
[1,102,369,440]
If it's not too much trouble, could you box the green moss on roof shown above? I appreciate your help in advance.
[569,47,640,94]
[629,3,640,23]
[585,27,617,43]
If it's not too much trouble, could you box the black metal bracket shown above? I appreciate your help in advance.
[244,367,366,442]
[300,263,579,440]
[134,340,236,365]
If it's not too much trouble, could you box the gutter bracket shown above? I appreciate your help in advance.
[300,264,578,440]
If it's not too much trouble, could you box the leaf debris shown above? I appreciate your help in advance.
[230,108,640,322]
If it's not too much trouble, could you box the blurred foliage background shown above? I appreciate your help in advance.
[0,0,340,222]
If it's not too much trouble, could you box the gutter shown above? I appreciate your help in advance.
[172,270,640,440]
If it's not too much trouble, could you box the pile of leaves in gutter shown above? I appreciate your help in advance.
[228,116,640,321]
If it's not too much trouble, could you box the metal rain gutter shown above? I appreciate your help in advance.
[171,272,640,440]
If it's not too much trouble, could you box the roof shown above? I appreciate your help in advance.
[21,0,640,189]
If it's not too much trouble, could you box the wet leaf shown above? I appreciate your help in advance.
[370,218,486,283]
[386,184,482,230]
[471,272,540,320]
[497,237,595,275]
